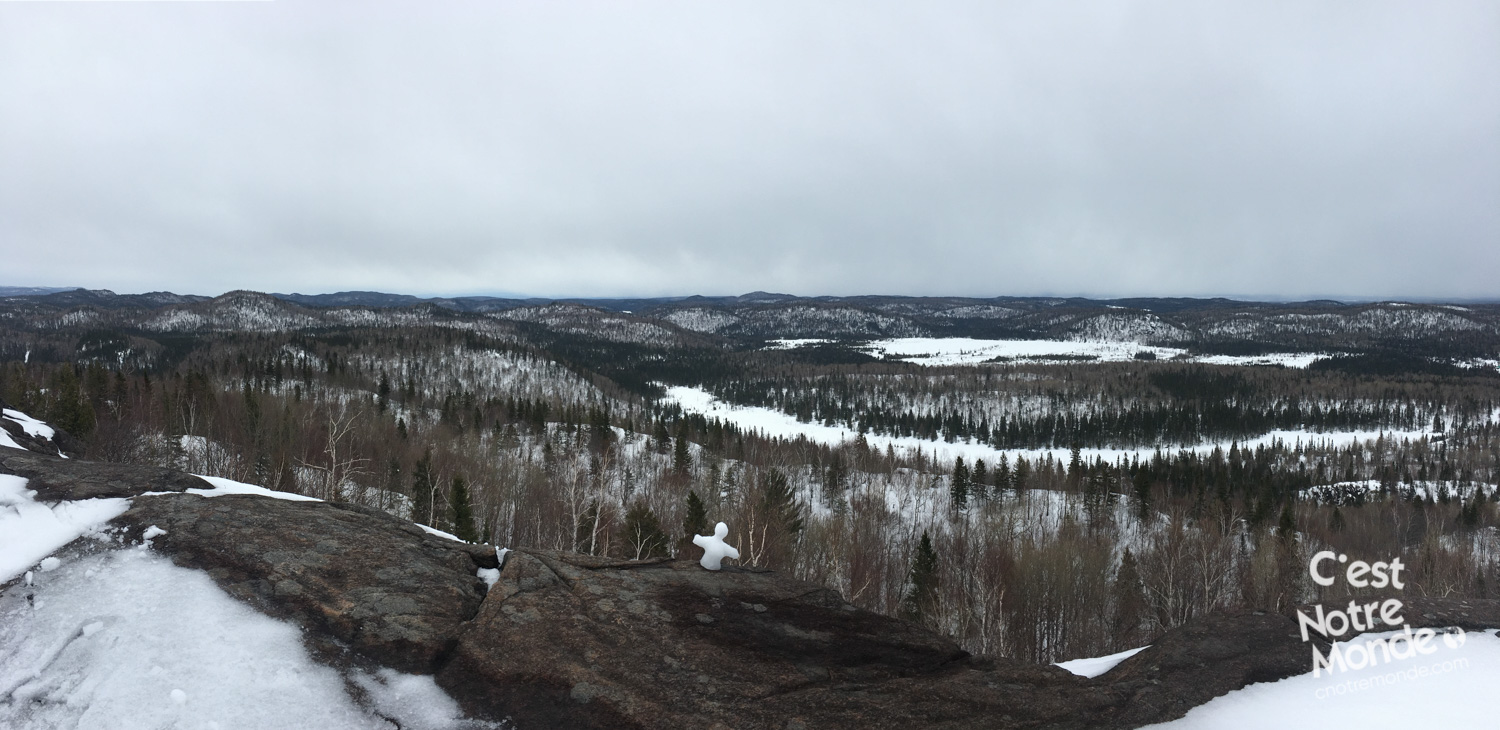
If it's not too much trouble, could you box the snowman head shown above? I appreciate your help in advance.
[714,522,728,539]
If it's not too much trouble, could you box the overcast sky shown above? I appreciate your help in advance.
[1,1,1496,300]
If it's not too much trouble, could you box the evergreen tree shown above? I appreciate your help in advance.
[950,456,970,511]
[588,405,614,453]
[450,474,478,543]
[971,459,988,503]
[377,372,391,413]
[1277,501,1297,540]
[623,500,670,559]
[823,453,847,506]
[900,531,939,624]
[47,366,94,437]
[652,419,672,454]
[1132,468,1152,523]
[683,490,709,541]
[411,449,435,525]
[1274,501,1302,613]
[1112,548,1147,648]
[758,469,803,537]
[673,431,693,475]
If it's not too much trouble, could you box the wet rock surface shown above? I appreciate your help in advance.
[6,451,1500,729]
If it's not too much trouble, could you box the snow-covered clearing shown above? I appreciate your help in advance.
[663,386,1433,468]
[765,338,834,349]
[765,337,1329,368]
[860,337,1185,365]
[1145,630,1500,729]
[1055,645,1149,678]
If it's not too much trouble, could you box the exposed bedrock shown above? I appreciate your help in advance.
[5,451,1497,729]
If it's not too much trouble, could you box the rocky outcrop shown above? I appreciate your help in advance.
[4,450,1499,729]
[0,449,202,500]
[0,400,82,458]
[116,493,496,675]
[435,550,1325,729]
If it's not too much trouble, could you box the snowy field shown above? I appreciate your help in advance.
[766,337,1328,368]
[663,385,1433,468]
[1144,629,1500,729]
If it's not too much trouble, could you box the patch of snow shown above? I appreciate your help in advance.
[765,336,1341,370]
[189,475,322,502]
[2,409,55,440]
[1056,645,1149,678]
[0,474,130,585]
[1146,630,1500,730]
[352,668,477,730]
[764,338,834,349]
[476,568,500,590]
[857,337,1185,366]
[0,548,495,729]
[1193,353,1329,368]
[417,523,466,543]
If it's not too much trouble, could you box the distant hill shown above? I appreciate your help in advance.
[0,286,80,297]
[0,288,1495,359]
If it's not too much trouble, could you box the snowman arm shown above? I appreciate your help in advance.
[692,534,706,548]
[724,545,740,560]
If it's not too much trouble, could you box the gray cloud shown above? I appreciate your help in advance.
[2,0,1496,299]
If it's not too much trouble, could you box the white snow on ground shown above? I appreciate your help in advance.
[0,474,495,729]
[2,409,55,440]
[663,386,1433,468]
[1193,353,1329,368]
[766,337,1330,368]
[190,475,322,502]
[1146,630,1500,730]
[0,475,129,585]
[765,338,834,349]
[417,523,467,543]
[0,548,492,730]
[858,337,1185,366]
[1055,646,1149,678]
[352,668,478,729]
[1,408,62,455]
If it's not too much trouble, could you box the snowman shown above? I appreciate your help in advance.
[691,522,740,570]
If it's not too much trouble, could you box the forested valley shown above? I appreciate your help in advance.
[3,293,1499,665]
